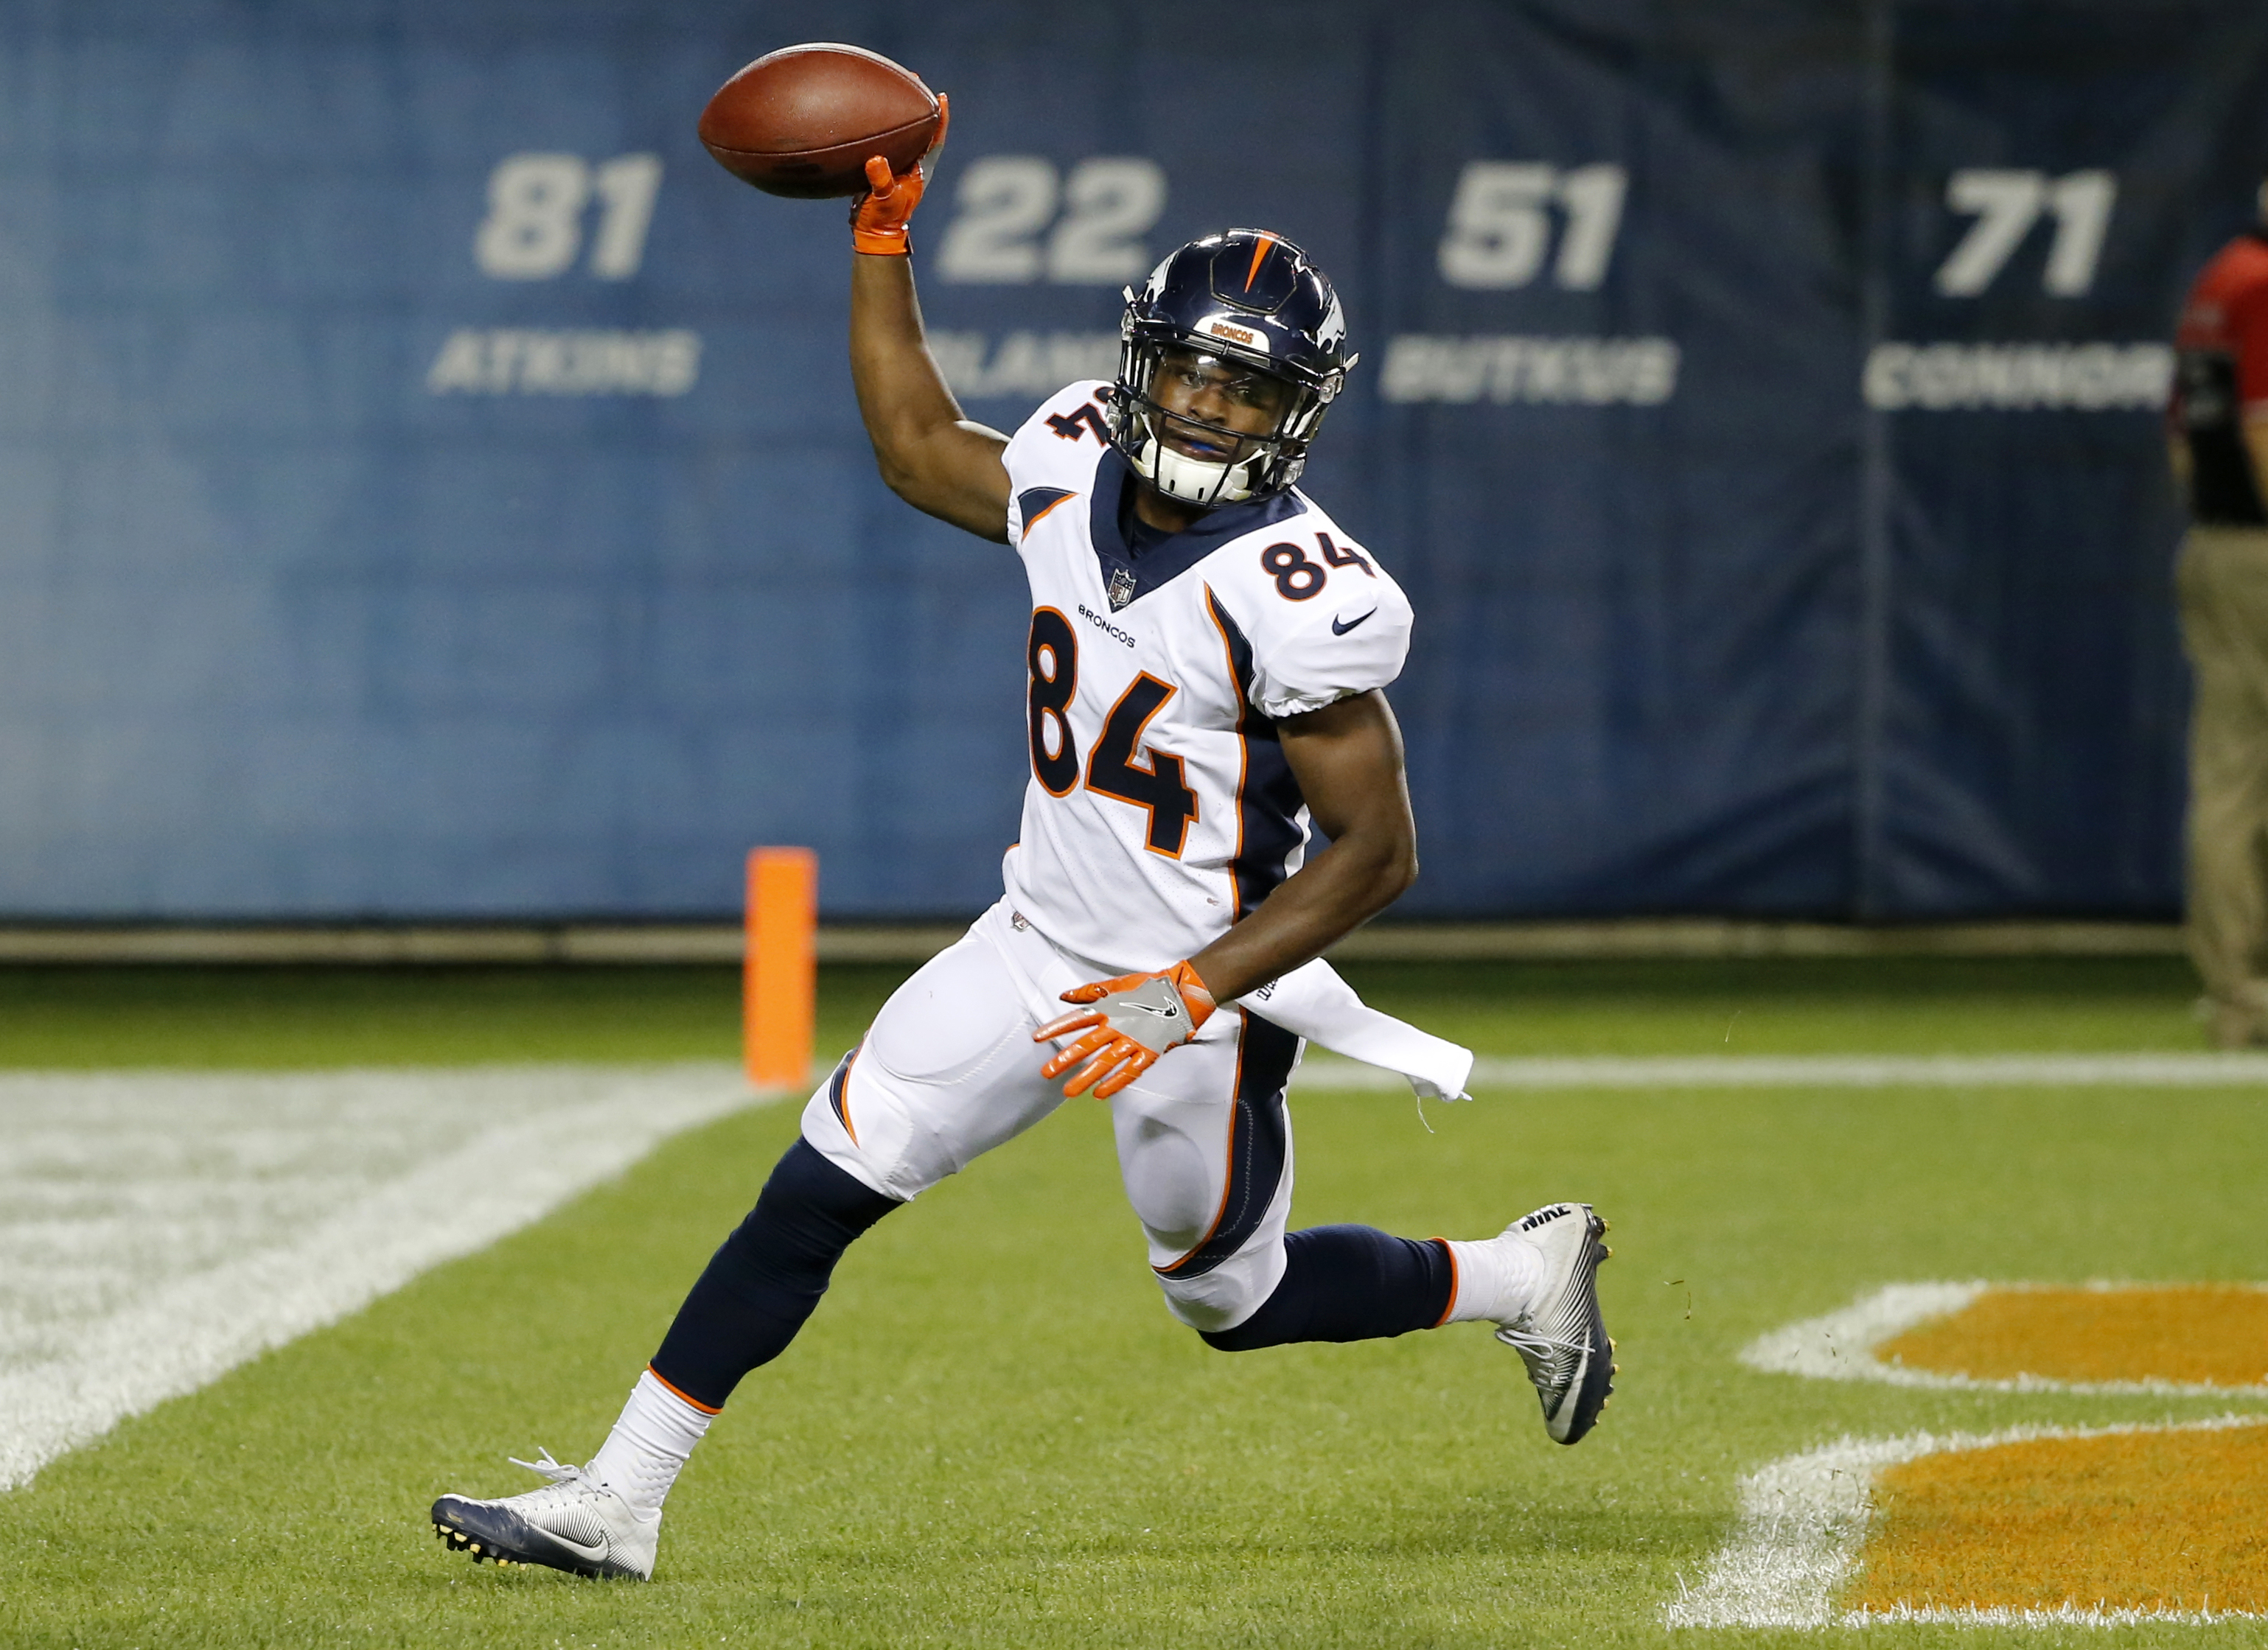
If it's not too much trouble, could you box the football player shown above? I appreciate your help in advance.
[430,118,1613,1582]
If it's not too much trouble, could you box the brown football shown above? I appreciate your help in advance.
[699,43,939,199]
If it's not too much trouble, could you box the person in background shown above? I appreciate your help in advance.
[2171,174,2268,1046]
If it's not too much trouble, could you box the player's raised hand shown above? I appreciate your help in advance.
[848,91,949,255]
[1033,959,1216,1099]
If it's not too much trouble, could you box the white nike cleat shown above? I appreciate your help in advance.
[1493,1202,1616,1445]
[430,1450,657,1580]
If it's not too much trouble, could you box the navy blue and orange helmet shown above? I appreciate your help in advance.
[1108,229,1357,506]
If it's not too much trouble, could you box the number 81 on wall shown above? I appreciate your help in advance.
[475,153,663,282]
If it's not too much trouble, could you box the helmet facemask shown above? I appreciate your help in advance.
[1106,228,1355,508]
[1112,335,1334,506]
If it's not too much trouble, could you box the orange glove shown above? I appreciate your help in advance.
[1033,959,1216,1100]
[849,91,949,255]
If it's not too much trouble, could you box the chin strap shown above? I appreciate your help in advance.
[1140,436,1255,505]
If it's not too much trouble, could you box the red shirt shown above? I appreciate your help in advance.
[2173,232,2268,523]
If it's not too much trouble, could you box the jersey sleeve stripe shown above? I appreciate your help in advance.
[1204,587,1308,922]
[1015,486,1077,536]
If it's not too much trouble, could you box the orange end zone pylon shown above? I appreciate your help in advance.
[744,847,817,1090]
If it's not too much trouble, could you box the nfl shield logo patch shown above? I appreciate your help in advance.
[1107,567,1137,610]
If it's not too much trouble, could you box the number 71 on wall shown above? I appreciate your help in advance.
[1933,169,2116,298]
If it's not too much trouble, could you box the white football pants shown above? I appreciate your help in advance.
[799,898,1301,1332]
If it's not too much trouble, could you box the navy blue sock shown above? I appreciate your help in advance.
[649,1139,901,1409]
[1199,1225,1454,1351]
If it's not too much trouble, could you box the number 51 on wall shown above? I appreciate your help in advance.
[1437,162,1628,291]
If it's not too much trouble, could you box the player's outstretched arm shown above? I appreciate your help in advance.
[1187,688,1419,1001]
[850,251,1011,541]
[847,125,1011,543]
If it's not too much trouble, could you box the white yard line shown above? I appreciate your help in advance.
[1297,1051,2268,1090]
[0,1062,769,1492]
[1741,1281,2268,1397]
[1663,1415,2268,1629]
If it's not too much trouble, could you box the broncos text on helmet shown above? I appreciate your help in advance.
[1106,229,1357,507]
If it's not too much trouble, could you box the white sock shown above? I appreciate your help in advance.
[587,1368,713,1520]
[1441,1231,1545,1325]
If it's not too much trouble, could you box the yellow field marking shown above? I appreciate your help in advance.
[1664,1416,2268,1628]
[1695,1285,2268,1626]
[1742,1281,2268,1395]
[1849,1422,2268,1616]
[1879,1284,2268,1388]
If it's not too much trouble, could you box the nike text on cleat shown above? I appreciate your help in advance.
[430,1449,657,1580]
[1493,1202,1615,1445]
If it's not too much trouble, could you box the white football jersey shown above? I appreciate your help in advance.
[997,380,1414,971]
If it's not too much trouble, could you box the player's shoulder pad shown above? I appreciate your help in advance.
[1204,497,1414,719]
[1003,380,1115,545]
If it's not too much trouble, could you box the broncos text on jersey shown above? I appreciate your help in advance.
[999,380,1414,972]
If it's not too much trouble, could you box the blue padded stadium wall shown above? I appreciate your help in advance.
[1,0,2262,921]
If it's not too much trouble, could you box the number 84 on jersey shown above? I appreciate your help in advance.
[1019,532,1409,870]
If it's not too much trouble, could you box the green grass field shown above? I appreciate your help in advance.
[2,957,2263,1649]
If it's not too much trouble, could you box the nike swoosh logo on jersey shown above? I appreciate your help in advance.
[1332,608,1378,635]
